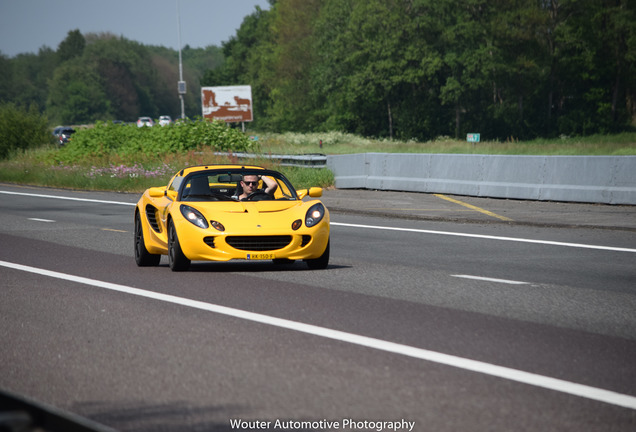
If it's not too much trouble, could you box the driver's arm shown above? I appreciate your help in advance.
[260,175,278,195]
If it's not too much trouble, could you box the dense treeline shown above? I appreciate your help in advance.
[1,0,634,142]
[0,30,222,125]
[204,0,636,140]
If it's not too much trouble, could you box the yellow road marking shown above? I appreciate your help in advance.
[434,194,513,221]
[362,208,473,212]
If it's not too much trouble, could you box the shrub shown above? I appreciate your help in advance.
[56,118,258,163]
[0,103,52,159]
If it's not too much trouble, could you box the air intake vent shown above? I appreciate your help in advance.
[145,205,160,232]
[203,237,216,248]
[226,235,292,251]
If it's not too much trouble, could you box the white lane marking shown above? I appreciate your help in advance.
[0,190,136,206]
[28,218,55,223]
[451,274,530,285]
[3,189,634,253]
[332,222,636,253]
[1,259,635,411]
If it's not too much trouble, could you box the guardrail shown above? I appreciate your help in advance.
[214,152,327,168]
[326,153,636,205]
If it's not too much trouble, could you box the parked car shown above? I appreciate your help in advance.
[158,115,172,126]
[54,127,75,146]
[137,117,154,127]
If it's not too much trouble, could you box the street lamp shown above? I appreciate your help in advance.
[176,0,186,119]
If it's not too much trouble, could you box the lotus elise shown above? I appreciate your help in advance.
[134,165,330,271]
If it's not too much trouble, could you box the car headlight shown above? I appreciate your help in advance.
[305,203,325,227]
[180,204,209,229]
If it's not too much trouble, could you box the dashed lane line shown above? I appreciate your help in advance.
[4,189,635,253]
[1,259,636,411]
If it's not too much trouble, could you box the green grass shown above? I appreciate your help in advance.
[255,131,636,156]
[0,145,334,193]
[0,132,634,193]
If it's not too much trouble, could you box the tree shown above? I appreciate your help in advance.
[0,103,51,159]
[57,29,85,62]
[265,0,322,131]
[201,6,275,129]
[46,59,109,124]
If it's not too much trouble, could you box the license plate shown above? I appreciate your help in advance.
[246,253,275,260]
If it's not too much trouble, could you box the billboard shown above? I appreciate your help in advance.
[201,85,253,122]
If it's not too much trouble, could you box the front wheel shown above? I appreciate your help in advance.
[134,212,161,267]
[305,239,329,270]
[168,221,190,271]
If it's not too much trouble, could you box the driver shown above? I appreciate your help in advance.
[238,174,278,200]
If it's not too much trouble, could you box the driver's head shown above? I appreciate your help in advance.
[241,175,259,193]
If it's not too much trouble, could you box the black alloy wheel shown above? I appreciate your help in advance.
[168,221,191,271]
[135,212,161,267]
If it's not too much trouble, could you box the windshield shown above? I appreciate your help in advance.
[179,169,298,202]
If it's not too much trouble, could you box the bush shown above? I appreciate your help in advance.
[56,118,259,163]
[0,103,52,159]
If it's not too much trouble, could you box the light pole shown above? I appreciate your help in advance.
[176,0,186,119]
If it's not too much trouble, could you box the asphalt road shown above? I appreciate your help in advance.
[1,184,635,432]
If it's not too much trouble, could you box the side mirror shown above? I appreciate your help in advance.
[297,187,323,199]
[166,190,178,201]
[308,187,323,197]
[148,187,165,198]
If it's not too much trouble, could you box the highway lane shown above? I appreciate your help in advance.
[1,185,635,431]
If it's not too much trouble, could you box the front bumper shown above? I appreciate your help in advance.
[173,217,330,262]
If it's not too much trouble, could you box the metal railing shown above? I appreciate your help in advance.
[214,152,327,168]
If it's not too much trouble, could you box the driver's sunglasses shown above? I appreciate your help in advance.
[244,181,259,186]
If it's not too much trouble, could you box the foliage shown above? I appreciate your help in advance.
[0,47,58,113]
[2,30,224,125]
[256,130,636,155]
[57,29,85,62]
[53,119,258,164]
[0,143,332,192]
[203,0,636,140]
[1,131,633,194]
[0,102,52,159]
[2,2,635,141]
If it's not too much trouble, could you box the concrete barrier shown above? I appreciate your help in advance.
[326,153,636,205]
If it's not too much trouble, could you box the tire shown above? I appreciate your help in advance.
[134,212,161,267]
[305,239,330,270]
[168,221,190,271]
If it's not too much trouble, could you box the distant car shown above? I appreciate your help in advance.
[137,117,154,127]
[158,115,172,126]
[54,127,75,145]
[134,164,330,271]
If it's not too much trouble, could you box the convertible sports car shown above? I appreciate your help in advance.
[134,164,330,271]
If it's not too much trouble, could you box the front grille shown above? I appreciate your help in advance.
[145,205,160,232]
[226,235,292,251]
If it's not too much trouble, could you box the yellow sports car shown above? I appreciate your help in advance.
[134,164,330,271]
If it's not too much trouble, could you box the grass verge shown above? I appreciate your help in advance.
[0,132,633,193]
[0,146,334,193]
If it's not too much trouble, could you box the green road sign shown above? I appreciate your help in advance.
[467,133,480,143]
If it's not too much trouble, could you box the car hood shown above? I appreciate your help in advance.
[181,200,323,233]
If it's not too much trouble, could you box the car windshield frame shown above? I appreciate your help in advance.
[177,168,299,202]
